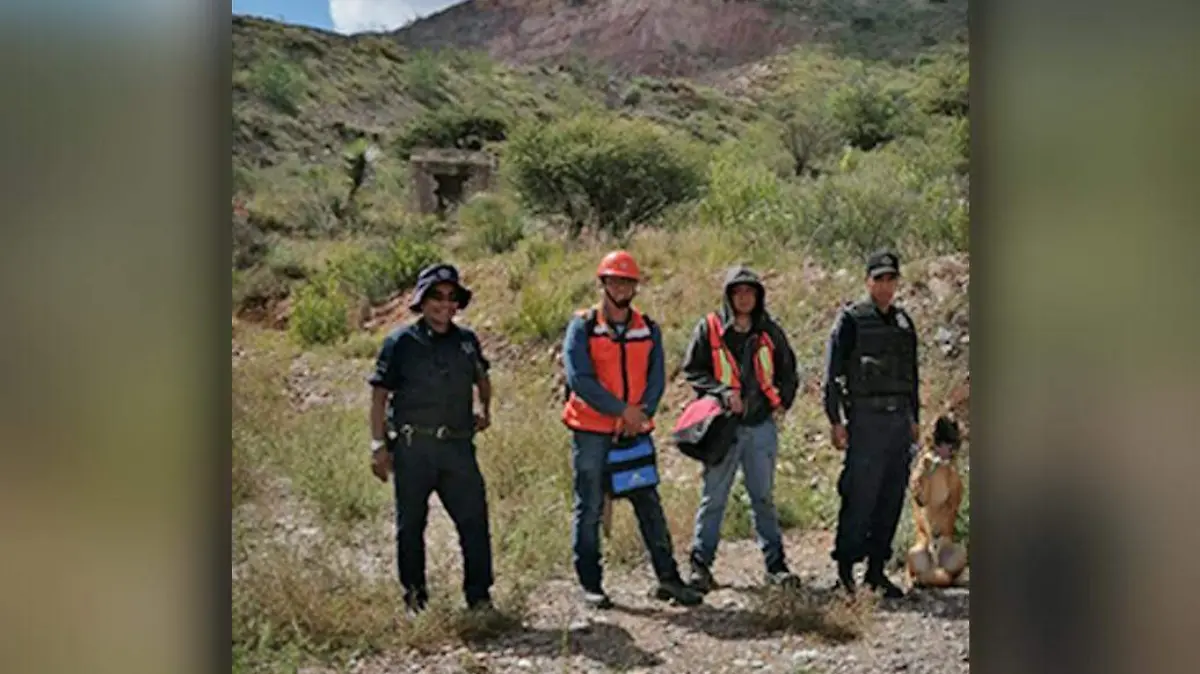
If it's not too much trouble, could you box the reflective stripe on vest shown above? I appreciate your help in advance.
[705,312,782,409]
[562,306,657,434]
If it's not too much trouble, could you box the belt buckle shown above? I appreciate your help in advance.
[435,425,449,440]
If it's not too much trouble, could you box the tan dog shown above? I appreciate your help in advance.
[906,415,968,588]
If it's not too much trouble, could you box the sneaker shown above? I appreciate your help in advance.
[765,567,801,589]
[654,579,704,606]
[688,561,716,594]
[582,588,614,609]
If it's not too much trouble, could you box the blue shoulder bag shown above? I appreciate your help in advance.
[605,433,661,498]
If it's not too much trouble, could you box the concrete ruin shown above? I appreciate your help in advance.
[408,148,497,215]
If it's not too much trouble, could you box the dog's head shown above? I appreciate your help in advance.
[932,414,962,454]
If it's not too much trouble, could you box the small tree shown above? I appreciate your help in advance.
[506,114,706,237]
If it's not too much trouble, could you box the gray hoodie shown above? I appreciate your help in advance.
[681,266,800,426]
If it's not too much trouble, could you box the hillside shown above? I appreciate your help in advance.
[392,0,968,77]
[232,3,970,673]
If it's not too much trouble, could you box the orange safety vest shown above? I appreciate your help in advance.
[705,312,782,409]
[562,306,657,434]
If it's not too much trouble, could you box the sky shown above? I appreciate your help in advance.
[232,0,464,34]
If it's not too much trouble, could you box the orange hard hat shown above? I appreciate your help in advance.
[596,250,641,281]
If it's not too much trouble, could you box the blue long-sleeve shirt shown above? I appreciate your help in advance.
[562,313,666,418]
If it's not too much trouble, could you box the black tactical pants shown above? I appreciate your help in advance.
[392,434,494,607]
[831,405,915,566]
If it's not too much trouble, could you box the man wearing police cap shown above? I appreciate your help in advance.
[367,262,495,614]
[822,249,920,599]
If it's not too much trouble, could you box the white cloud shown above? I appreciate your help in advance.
[329,0,461,34]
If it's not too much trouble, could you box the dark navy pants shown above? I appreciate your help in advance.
[831,406,915,565]
[392,434,494,606]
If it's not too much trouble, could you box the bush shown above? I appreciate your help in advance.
[912,47,969,118]
[403,49,449,107]
[697,151,786,230]
[458,192,525,254]
[233,265,290,314]
[826,70,920,151]
[289,274,351,347]
[394,106,509,158]
[249,57,308,115]
[232,212,269,270]
[796,151,968,258]
[328,237,441,305]
[505,114,706,237]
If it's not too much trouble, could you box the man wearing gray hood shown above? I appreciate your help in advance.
[680,266,801,590]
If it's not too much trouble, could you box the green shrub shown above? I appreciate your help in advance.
[232,213,269,270]
[249,58,308,115]
[458,192,525,254]
[289,275,351,347]
[796,149,971,258]
[394,106,509,157]
[912,47,969,118]
[403,49,449,107]
[826,70,920,151]
[697,151,786,229]
[505,114,706,237]
[328,237,441,305]
[233,265,290,314]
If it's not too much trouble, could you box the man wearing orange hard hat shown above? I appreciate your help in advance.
[560,250,703,609]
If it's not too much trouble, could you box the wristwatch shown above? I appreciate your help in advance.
[371,438,387,453]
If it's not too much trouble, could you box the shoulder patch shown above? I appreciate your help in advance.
[847,301,874,318]
[460,336,478,357]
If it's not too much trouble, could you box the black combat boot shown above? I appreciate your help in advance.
[836,560,857,594]
[404,587,429,616]
[864,557,904,599]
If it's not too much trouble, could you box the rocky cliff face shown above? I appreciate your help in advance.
[391,0,820,77]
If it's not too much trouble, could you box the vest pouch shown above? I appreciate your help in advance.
[605,435,660,498]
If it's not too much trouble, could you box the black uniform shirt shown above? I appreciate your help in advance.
[368,318,489,431]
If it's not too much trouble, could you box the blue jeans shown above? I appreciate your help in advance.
[571,431,682,592]
[690,419,787,573]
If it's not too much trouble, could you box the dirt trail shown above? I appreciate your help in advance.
[353,528,968,674]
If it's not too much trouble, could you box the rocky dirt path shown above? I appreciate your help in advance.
[354,529,969,674]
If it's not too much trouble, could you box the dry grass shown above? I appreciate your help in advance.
[752,584,879,644]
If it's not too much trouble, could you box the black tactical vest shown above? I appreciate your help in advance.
[845,300,916,399]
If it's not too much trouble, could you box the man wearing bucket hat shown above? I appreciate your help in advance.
[822,248,920,599]
[367,262,495,614]
[560,250,704,609]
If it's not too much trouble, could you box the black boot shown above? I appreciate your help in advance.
[836,560,857,594]
[404,587,429,615]
[865,557,904,599]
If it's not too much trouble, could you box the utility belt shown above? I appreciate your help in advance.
[848,394,912,414]
[390,423,474,447]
